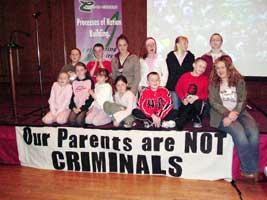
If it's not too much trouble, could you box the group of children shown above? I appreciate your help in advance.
[42,54,209,130]
[42,33,264,182]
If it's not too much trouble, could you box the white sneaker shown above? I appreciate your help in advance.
[162,120,176,128]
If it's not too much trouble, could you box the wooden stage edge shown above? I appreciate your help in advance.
[0,165,266,200]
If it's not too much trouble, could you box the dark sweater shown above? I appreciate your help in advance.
[166,51,195,91]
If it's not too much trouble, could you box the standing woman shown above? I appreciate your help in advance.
[139,37,168,89]
[166,36,195,109]
[202,33,229,77]
[111,34,141,95]
[209,55,262,181]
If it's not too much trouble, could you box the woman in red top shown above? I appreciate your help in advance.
[86,43,112,83]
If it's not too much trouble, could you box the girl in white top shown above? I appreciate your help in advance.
[139,37,168,89]
[104,75,137,128]
[85,68,113,126]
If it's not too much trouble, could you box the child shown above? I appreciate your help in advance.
[132,72,178,129]
[86,43,112,83]
[104,75,137,128]
[166,36,195,109]
[202,33,229,77]
[175,57,209,130]
[60,48,81,81]
[209,55,263,182]
[68,62,94,126]
[139,37,168,89]
[85,68,113,126]
[42,72,72,124]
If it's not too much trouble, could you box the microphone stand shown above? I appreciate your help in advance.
[24,11,46,118]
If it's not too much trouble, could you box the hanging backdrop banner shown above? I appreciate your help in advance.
[16,126,234,180]
[74,0,122,62]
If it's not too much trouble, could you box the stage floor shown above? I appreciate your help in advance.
[0,165,266,200]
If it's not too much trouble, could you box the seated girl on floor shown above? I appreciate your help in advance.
[42,72,72,125]
[85,68,113,126]
[104,75,137,128]
[68,62,94,126]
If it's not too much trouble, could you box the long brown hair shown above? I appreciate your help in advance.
[139,37,157,59]
[210,55,243,88]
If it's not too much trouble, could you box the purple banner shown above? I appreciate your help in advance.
[74,0,123,63]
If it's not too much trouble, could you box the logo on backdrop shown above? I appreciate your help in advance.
[79,0,95,13]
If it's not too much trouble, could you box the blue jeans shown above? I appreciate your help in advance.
[170,91,181,110]
[218,111,259,174]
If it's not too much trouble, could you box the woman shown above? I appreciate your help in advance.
[139,37,168,89]
[202,33,229,77]
[209,55,263,181]
[111,34,141,95]
[166,36,195,109]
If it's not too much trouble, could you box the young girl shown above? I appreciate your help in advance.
[166,36,195,110]
[111,34,141,95]
[42,72,72,124]
[85,68,113,126]
[209,55,262,181]
[103,75,137,128]
[68,62,94,126]
[139,37,168,89]
[202,33,229,77]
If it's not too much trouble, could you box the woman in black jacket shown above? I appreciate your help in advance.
[166,36,195,109]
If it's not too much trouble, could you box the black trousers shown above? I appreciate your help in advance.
[132,108,179,123]
[177,100,209,124]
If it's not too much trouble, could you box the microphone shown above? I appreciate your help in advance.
[32,11,41,18]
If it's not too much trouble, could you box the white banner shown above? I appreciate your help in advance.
[16,126,234,180]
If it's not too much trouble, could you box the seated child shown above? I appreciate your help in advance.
[175,57,209,130]
[68,62,94,126]
[104,75,137,128]
[42,72,72,124]
[85,69,113,126]
[132,72,178,128]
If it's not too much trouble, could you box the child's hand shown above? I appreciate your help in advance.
[228,111,239,121]
[88,89,94,96]
[223,117,232,127]
[73,108,81,114]
[152,114,161,128]
[188,95,199,104]
[182,98,189,106]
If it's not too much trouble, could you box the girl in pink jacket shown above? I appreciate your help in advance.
[42,72,72,124]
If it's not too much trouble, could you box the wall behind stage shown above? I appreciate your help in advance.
[0,0,146,95]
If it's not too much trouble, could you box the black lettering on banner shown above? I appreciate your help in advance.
[165,137,175,151]
[119,154,133,173]
[69,135,77,148]
[90,135,99,148]
[112,137,121,151]
[123,137,132,151]
[151,156,166,175]
[136,155,149,174]
[101,136,110,149]
[169,156,183,177]
[142,137,151,151]
[81,152,90,171]
[153,137,164,151]
[58,128,68,147]
[23,127,50,146]
[23,127,32,145]
[66,151,80,171]
[184,131,197,153]
[215,132,227,155]
[92,152,106,172]
[79,135,88,148]
[200,133,212,154]
[52,151,65,170]
[108,152,117,172]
